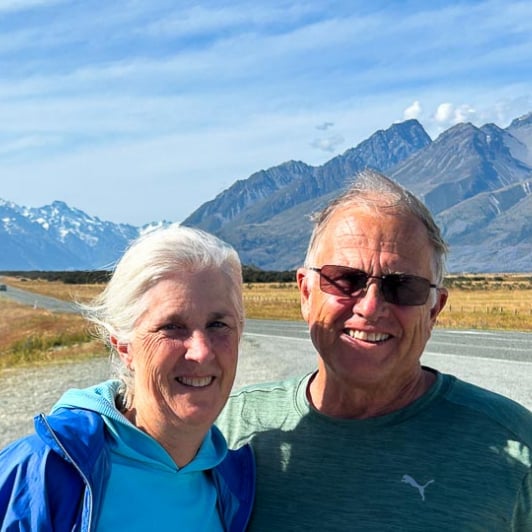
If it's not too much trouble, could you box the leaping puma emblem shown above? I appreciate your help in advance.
[401,474,435,501]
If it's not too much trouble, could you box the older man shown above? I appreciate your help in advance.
[217,169,532,531]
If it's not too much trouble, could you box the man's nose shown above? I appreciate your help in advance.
[351,279,387,318]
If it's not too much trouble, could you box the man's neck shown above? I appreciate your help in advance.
[307,368,436,419]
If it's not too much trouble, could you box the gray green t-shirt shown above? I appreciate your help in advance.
[216,370,532,531]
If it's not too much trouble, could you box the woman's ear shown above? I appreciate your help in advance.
[110,336,133,368]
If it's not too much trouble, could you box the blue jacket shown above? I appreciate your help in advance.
[0,407,255,531]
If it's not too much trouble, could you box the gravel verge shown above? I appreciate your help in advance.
[2,333,531,448]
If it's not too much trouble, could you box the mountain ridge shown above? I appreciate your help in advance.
[1,112,531,273]
[183,114,531,272]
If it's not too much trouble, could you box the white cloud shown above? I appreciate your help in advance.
[454,105,477,123]
[0,134,62,155]
[310,135,345,153]
[434,102,454,123]
[403,101,422,120]
[433,102,477,129]
[0,0,530,225]
[0,0,65,13]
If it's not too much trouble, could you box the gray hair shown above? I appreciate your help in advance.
[82,224,243,402]
[304,169,448,284]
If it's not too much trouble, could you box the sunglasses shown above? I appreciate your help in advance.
[309,265,438,306]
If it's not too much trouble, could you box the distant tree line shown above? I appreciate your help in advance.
[242,266,296,283]
[2,270,529,288]
[0,270,112,284]
[1,267,298,284]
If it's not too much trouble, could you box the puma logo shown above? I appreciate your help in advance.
[401,474,435,501]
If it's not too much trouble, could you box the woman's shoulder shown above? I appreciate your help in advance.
[0,417,90,530]
[0,407,108,476]
[0,430,47,464]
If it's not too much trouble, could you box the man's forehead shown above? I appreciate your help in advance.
[325,217,413,247]
[325,233,404,254]
[317,208,429,255]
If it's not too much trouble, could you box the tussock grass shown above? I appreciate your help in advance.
[243,278,532,331]
[2,276,101,303]
[0,299,104,369]
[437,286,531,330]
[0,274,530,370]
[244,282,302,321]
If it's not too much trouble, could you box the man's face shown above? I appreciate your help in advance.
[298,207,447,392]
[120,269,240,439]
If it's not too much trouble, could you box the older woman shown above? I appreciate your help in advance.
[0,225,254,531]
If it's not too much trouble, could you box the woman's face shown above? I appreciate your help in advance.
[120,269,241,439]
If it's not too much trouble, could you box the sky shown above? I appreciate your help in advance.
[0,0,531,226]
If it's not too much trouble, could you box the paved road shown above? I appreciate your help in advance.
[241,319,532,411]
[0,286,530,447]
[0,283,79,313]
[3,282,529,368]
[244,318,532,363]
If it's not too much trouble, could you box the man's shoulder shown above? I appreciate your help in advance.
[444,374,532,443]
[229,373,309,401]
[217,373,312,448]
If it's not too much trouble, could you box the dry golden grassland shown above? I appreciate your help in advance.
[2,277,100,303]
[243,276,532,331]
[0,274,530,369]
[0,298,102,370]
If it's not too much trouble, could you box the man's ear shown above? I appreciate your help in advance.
[110,336,133,368]
[297,268,311,322]
[430,287,448,325]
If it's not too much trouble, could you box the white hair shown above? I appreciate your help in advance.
[305,169,448,284]
[81,224,243,402]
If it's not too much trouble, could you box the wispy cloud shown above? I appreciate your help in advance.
[0,0,66,13]
[0,0,530,224]
[310,135,345,153]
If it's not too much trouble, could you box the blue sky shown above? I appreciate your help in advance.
[1,0,531,226]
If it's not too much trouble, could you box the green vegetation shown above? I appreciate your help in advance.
[0,270,111,284]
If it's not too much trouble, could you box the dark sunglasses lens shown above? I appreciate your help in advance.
[382,275,431,306]
[320,266,367,296]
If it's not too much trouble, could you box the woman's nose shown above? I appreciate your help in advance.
[184,331,214,362]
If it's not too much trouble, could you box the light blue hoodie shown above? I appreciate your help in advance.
[0,379,254,531]
[54,380,228,531]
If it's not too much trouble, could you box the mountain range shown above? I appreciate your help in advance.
[0,200,150,271]
[184,113,532,272]
[1,112,531,273]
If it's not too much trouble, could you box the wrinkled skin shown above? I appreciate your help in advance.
[116,269,241,465]
[297,207,448,418]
